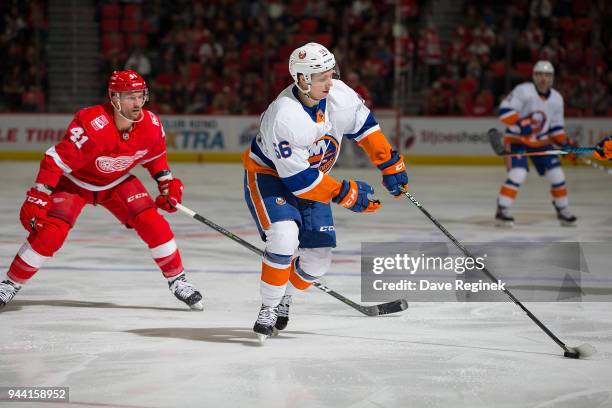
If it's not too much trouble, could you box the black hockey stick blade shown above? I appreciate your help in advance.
[312,281,408,316]
[354,299,409,317]
[487,128,506,155]
[369,298,409,316]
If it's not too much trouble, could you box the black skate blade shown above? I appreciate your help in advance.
[359,299,408,316]
[495,220,514,228]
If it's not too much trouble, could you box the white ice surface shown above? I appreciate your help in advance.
[1,161,611,408]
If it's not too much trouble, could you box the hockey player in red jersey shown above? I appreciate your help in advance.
[0,70,203,310]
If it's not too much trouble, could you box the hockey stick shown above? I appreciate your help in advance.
[399,187,596,359]
[174,203,408,316]
[487,128,595,157]
[579,157,612,175]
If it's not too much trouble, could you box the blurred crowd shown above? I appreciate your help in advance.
[1,0,610,117]
[0,0,47,112]
[422,0,612,116]
[98,0,422,115]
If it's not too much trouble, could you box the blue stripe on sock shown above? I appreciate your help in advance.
[505,179,521,187]
[264,251,292,266]
[295,259,318,283]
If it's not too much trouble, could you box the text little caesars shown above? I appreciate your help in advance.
[373,279,506,293]
[372,253,487,275]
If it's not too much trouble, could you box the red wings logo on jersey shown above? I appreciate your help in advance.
[95,149,148,173]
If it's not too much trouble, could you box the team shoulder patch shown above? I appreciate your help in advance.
[148,111,160,126]
[90,114,110,131]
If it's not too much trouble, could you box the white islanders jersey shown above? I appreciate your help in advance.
[245,79,381,199]
[499,82,565,147]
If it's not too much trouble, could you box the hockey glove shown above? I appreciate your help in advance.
[594,136,612,161]
[378,151,409,196]
[559,139,579,163]
[517,118,533,136]
[20,186,51,232]
[333,180,381,213]
[155,178,184,213]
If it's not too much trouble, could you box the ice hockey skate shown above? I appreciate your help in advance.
[0,279,20,309]
[495,204,514,228]
[554,202,577,227]
[168,274,203,310]
[275,295,292,331]
[253,304,278,344]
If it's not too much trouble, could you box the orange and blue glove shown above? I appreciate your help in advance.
[378,151,409,196]
[559,139,579,163]
[333,180,381,213]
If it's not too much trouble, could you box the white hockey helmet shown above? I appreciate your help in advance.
[288,42,336,85]
[533,60,554,75]
[532,60,554,92]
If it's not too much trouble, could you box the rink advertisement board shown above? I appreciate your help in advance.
[0,114,609,163]
[361,242,612,302]
[396,117,612,157]
[0,114,261,160]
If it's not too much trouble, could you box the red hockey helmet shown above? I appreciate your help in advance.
[108,70,148,97]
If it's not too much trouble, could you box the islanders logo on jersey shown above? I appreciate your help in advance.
[308,135,339,173]
[526,110,547,135]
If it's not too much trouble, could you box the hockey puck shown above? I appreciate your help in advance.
[564,351,580,359]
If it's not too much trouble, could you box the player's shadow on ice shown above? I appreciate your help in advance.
[4,299,186,312]
[126,327,311,347]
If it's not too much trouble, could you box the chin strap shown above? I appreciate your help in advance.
[111,99,145,123]
[296,83,322,103]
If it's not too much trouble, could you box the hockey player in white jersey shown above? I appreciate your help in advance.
[242,42,408,340]
[495,60,577,227]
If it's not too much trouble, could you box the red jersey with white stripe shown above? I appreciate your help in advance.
[36,103,169,191]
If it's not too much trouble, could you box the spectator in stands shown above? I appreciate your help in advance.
[125,47,152,78]
[473,21,496,47]
[523,19,544,51]
[346,71,372,108]
[5,0,610,117]
[418,18,442,85]
[468,89,494,116]
[468,36,490,66]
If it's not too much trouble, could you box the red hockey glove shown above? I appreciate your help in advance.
[155,178,184,213]
[20,187,51,232]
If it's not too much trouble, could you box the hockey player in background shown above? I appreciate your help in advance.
[495,60,577,227]
[0,71,203,310]
[594,136,612,160]
[242,43,408,340]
